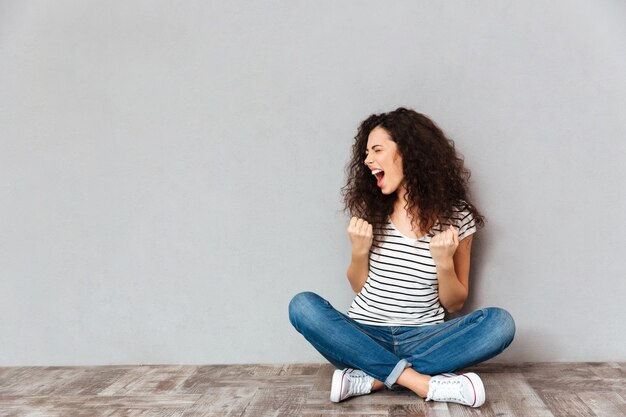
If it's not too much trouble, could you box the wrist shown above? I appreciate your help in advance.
[351,249,370,259]
[435,258,455,271]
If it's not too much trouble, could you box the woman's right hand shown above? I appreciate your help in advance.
[347,217,373,256]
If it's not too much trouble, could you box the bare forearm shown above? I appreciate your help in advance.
[347,251,369,293]
[346,217,373,293]
[436,259,468,313]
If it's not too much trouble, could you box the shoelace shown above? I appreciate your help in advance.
[347,370,373,395]
[428,378,464,402]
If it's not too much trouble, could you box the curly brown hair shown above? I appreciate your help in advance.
[342,107,484,237]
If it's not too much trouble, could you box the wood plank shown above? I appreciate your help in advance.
[103,408,187,417]
[99,366,196,395]
[523,362,625,393]
[0,395,199,417]
[577,391,626,417]
[485,372,554,417]
[0,366,102,396]
[210,374,314,389]
[0,394,200,408]
[180,386,258,417]
[51,366,132,395]
[312,364,335,391]
[277,363,322,376]
[388,403,428,417]
[536,391,595,417]
[587,362,625,379]
[175,366,228,394]
[240,386,310,417]
[438,402,497,417]
[302,413,387,417]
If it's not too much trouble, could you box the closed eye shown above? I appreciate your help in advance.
[365,145,383,156]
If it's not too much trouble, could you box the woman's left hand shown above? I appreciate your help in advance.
[429,226,459,266]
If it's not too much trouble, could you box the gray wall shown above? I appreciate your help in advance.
[1,0,625,366]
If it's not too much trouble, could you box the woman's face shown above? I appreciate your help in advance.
[364,126,405,195]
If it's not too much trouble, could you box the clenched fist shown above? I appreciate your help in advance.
[347,217,373,256]
[429,225,459,266]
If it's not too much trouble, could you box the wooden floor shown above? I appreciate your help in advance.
[0,362,624,416]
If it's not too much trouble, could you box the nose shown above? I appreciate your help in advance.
[364,154,373,166]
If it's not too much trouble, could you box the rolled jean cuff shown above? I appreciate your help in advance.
[384,359,412,389]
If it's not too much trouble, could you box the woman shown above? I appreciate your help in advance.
[288,108,515,408]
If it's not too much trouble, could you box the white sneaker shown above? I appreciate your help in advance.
[330,368,374,402]
[426,372,485,407]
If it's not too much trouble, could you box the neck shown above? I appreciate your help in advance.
[393,184,421,226]
[393,184,408,216]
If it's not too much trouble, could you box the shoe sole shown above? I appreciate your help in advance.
[462,372,486,407]
[330,369,346,402]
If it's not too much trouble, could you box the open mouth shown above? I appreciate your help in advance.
[372,169,385,187]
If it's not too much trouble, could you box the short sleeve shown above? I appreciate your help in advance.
[455,207,478,241]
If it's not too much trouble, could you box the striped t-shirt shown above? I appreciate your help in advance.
[347,206,477,326]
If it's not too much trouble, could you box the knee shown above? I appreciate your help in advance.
[288,291,324,330]
[485,307,516,349]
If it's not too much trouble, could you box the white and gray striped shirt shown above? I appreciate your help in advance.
[347,206,477,326]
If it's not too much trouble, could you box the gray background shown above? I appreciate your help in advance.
[1,0,625,366]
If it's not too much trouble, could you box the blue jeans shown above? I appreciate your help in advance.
[288,291,515,389]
